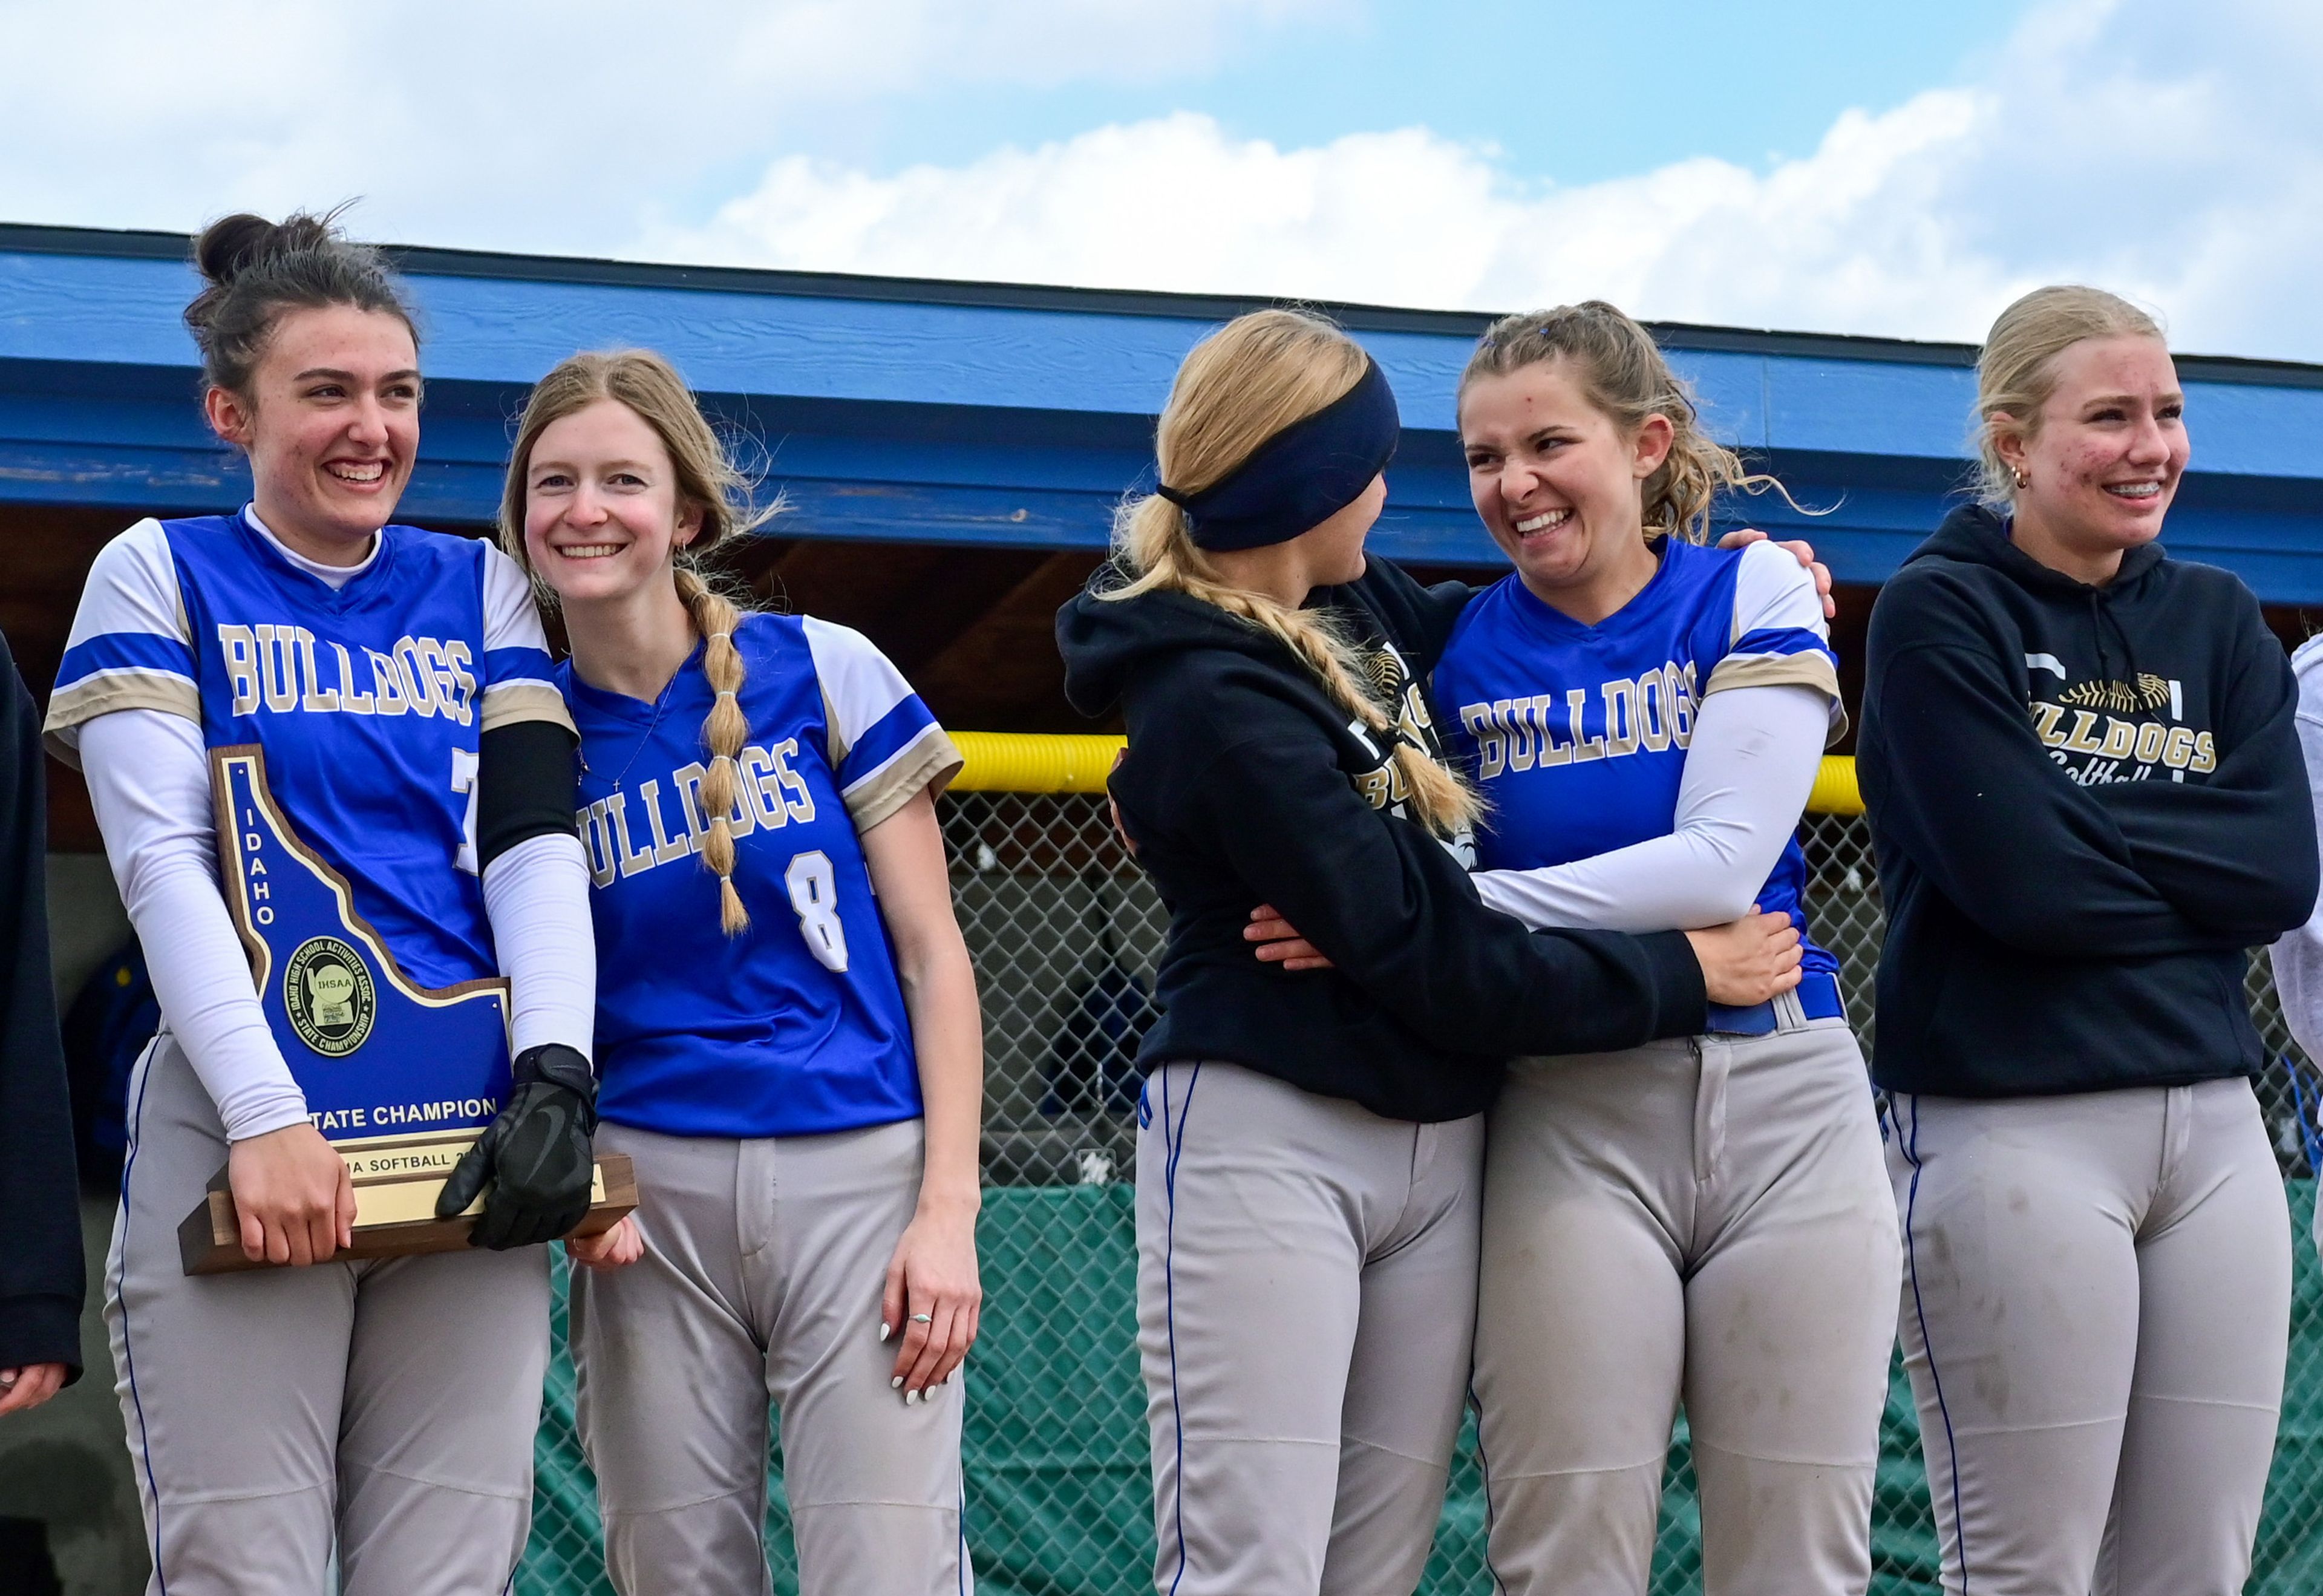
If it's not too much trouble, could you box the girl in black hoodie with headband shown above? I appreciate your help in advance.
[1056,309,1801,1596]
[1860,286,2316,1596]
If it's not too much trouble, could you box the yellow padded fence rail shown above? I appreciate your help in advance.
[952,731,1867,816]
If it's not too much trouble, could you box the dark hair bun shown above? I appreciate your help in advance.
[192,210,343,292]
[181,206,416,400]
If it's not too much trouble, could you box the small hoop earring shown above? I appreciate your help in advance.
[2013,468,2030,489]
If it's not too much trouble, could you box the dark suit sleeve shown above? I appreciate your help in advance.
[0,633,84,1381]
[2091,608,2321,940]
[1181,719,1706,1056]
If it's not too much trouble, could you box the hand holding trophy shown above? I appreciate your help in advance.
[179,747,633,1274]
[224,1122,356,1266]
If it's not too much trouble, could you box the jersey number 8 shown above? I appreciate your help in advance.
[783,850,850,972]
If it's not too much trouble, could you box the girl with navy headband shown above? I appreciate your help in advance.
[1056,309,1805,1596]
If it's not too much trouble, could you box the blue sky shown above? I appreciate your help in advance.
[844,1,2035,188]
[2,0,2316,359]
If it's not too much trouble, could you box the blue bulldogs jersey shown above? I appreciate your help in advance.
[1436,537,1844,983]
[45,511,570,990]
[564,612,962,1140]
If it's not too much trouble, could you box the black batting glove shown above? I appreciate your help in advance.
[436,1043,599,1250]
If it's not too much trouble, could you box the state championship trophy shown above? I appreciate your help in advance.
[180,745,633,1275]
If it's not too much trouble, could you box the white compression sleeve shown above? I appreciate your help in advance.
[1472,684,1831,934]
[480,830,596,1064]
[79,710,309,1141]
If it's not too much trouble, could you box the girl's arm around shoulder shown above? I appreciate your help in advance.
[1732,536,1831,636]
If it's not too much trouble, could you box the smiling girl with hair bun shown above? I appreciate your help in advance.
[45,208,600,1592]
[501,348,983,1594]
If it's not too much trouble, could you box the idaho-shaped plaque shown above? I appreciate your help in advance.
[180,744,632,1274]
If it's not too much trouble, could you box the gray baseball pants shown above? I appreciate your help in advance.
[1887,1077,2292,1596]
[1472,1019,1901,1596]
[108,1035,549,1596]
[1135,1060,1484,1596]
[567,1116,970,1596]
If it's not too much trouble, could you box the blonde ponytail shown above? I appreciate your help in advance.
[502,348,780,937]
[1106,311,1480,839]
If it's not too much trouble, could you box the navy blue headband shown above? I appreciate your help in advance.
[1155,356,1399,552]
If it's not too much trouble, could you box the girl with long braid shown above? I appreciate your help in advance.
[500,350,982,1594]
[1056,308,1805,1596]
[1240,304,1900,1595]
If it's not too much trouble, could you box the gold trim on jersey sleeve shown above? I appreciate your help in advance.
[42,672,202,765]
[843,725,964,833]
[479,681,577,735]
[1702,652,1841,702]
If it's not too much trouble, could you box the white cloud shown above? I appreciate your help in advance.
[5,0,2316,356]
[0,0,1336,254]
[650,0,2323,358]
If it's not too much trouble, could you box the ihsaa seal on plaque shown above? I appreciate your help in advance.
[284,936,377,1058]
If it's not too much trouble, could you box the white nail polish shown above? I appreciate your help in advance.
[906,1388,920,1405]
[878,1323,891,1342]
[891,1376,903,1389]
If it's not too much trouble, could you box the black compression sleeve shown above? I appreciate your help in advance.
[477,720,580,868]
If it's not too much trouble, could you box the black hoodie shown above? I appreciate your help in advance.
[1858,503,2318,1099]
[1056,557,1708,1123]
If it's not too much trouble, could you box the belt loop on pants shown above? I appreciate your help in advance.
[1704,969,1845,1037]
[1691,1036,1730,1187]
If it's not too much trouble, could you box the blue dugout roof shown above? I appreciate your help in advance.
[5,224,2322,600]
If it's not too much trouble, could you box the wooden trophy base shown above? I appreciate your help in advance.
[180,1145,638,1276]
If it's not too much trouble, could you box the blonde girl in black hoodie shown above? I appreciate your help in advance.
[1860,286,2316,1596]
[1056,309,1803,1596]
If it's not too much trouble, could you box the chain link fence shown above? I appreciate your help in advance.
[518,792,2323,1595]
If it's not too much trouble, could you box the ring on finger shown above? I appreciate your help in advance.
[910,1312,933,1324]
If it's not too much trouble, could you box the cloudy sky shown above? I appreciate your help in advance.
[4,0,2316,358]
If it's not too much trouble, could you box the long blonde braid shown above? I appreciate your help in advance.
[500,348,779,935]
[674,567,752,933]
[1106,310,1479,838]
